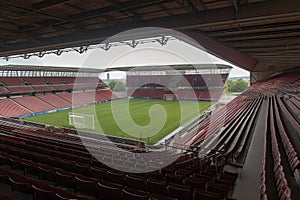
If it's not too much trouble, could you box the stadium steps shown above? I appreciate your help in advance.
[36,94,72,108]
[6,99,33,115]
[2,122,237,199]
[12,96,55,113]
[35,96,59,109]
[232,97,269,200]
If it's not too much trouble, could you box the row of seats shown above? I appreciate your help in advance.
[261,96,299,200]
[177,71,300,200]
[0,89,116,117]
[0,116,238,199]
[0,77,106,94]
[181,89,254,145]
[127,89,223,101]
[127,74,228,88]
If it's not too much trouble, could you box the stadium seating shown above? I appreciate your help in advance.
[176,71,300,200]
[36,94,72,108]
[0,116,239,199]
[0,76,107,95]
[0,98,32,117]
[128,88,224,101]
[127,74,227,101]
[0,74,116,117]
[0,87,9,94]
[12,96,55,113]
[0,71,298,200]
[127,74,228,88]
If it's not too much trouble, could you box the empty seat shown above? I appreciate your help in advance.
[148,172,164,181]
[0,174,9,184]
[75,163,91,176]
[61,160,75,172]
[207,182,229,198]
[194,173,211,182]
[184,176,206,189]
[9,177,33,195]
[33,185,54,200]
[167,184,192,200]
[38,166,56,182]
[123,187,149,200]
[194,189,221,200]
[147,178,167,195]
[98,181,123,200]
[106,170,124,185]
[151,193,177,200]
[24,162,39,176]
[91,166,106,179]
[165,173,184,184]
[220,171,238,185]
[55,172,74,188]
[125,174,147,190]
[75,176,98,197]
[0,194,16,200]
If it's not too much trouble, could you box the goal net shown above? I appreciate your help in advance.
[163,94,176,100]
[68,112,95,129]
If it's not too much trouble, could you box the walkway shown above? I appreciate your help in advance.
[232,99,268,200]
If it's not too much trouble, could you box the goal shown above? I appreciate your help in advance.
[163,94,176,100]
[68,112,95,129]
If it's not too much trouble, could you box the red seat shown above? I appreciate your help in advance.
[38,166,56,182]
[75,163,91,176]
[184,176,206,189]
[125,174,147,190]
[105,170,124,185]
[167,184,192,200]
[0,194,16,200]
[148,172,164,181]
[147,178,167,195]
[98,181,123,200]
[33,185,54,200]
[194,189,221,200]
[151,193,177,200]
[9,177,33,195]
[74,176,98,197]
[0,174,9,184]
[91,166,107,179]
[123,187,149,200]
[165,173,184,184]
[55,172,74,188]
[207,182,229,198]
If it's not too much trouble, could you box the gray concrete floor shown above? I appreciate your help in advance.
[232,99,268,200]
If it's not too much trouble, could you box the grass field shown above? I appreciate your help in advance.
[26,98,212,144]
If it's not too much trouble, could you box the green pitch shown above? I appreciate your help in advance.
[26,98,212,144]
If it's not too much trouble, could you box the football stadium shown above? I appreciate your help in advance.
[0,1,299,200]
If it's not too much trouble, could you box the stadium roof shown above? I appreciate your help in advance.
[106,63,232,72]
[0,0,299,78]
[0,64,103,73]
[0,63,231,73]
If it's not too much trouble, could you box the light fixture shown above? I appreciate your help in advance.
[56,49,63,56]
[38,51,45,58]
[23,54,30,59]
[100,43,112,51]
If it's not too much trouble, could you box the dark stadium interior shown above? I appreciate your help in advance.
[0,1,299,200]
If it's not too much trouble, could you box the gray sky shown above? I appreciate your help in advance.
[0,39,249,79]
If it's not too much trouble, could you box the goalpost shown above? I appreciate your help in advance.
[163,94,176,100]
[68,112,95,129]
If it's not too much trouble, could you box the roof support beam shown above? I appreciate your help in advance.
[32,0,71,10]
[180,30,257,71]
[1,0,300,72]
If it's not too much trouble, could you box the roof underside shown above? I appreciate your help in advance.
[0,64,103,73]
[0,63,231,73]
[0,0,299,76]
[106,63,232,71]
